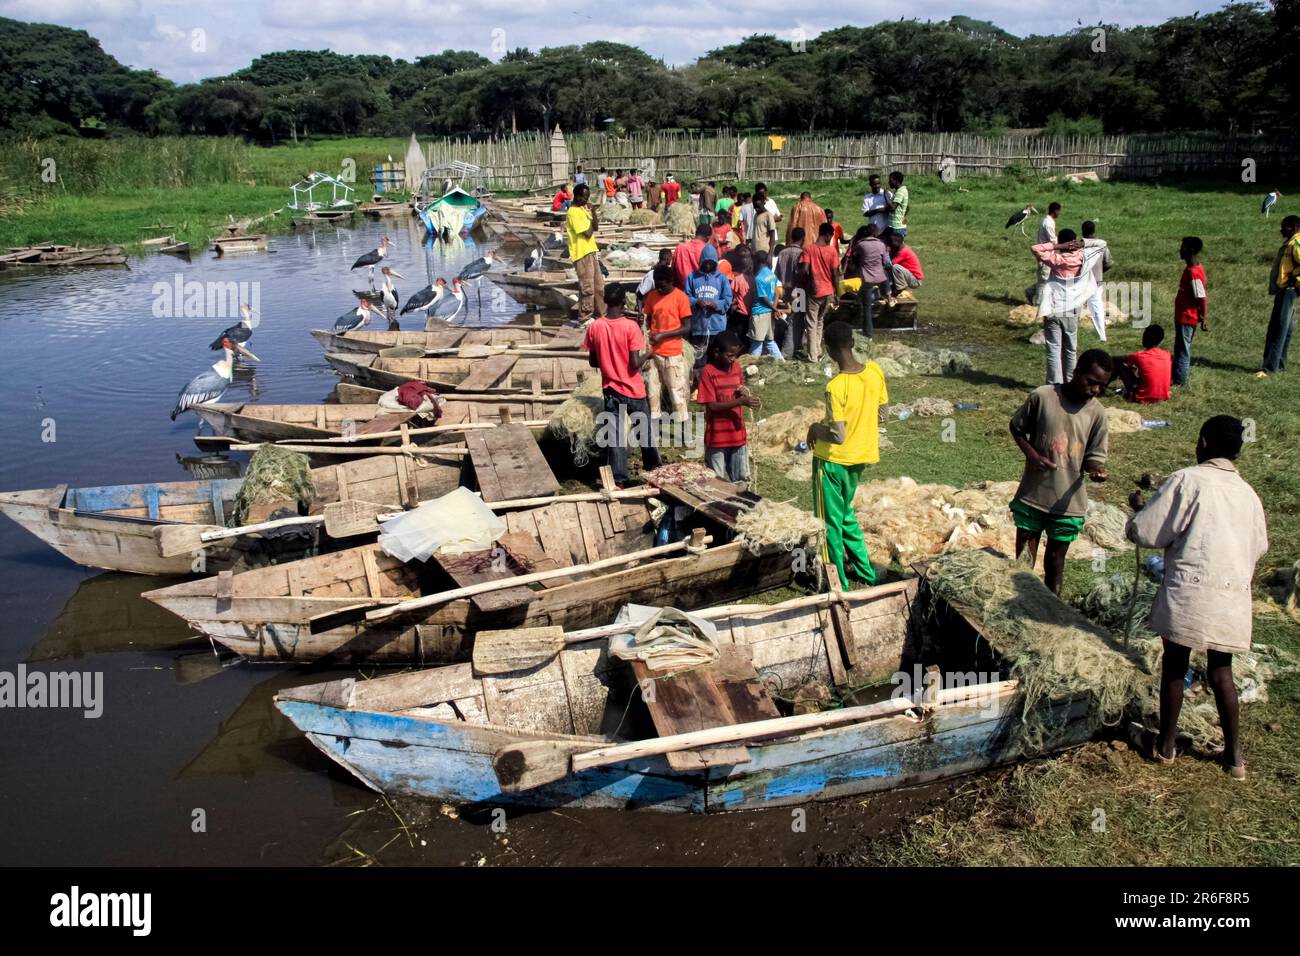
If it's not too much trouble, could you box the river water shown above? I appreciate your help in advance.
[0,217,937,865]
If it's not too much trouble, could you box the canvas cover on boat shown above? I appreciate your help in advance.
[609,604,720,672]
[377,487,505,561]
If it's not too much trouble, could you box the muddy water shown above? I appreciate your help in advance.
[0,218,945,865]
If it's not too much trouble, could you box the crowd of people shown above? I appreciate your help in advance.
[567,174,1292,781]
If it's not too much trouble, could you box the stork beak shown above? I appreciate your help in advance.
[234,342,259,362]
[389,271,405,280]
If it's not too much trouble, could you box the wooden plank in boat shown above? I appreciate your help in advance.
[650,469,759,529]
[454,354,516,391]
[354,411,415,436]
[430,542,536,613]
[499,530,570,588]
[480,647,574,734]
[464,423,559,502]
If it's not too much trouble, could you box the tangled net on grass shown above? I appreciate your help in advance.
[227,445,315,527]
[733,499,825,558]
[545,376,605,467]
[749,405,825,460]
[740,357,826,387]
[925,549,1152,751]
[1106,407,1144,434]
[665,201,698,237]
[628,208,662,226]
[888,397,955,418]
[853,334,974,377]
[1072,572,1299,748]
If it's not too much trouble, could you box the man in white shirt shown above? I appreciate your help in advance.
[1081,220,1114,340]
[861,174,889,233]
[1026,201,1061,305]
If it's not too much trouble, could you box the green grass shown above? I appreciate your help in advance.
[0,136,411,250]
[732,172,1300,866]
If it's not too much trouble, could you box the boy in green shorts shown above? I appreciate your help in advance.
[1008,348,1113,595]
[807,321,888,587]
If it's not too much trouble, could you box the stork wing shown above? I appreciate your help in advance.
[172,371,228,419]
[208,323,238,350]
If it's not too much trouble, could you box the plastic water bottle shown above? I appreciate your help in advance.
[1145,555,1165,580]
[1141,420,1169,429]
[1183,667,1196,690]
[954,403,980,410]
[897,409,914,421]
[794,440,810,455]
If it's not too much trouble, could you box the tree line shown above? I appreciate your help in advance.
[1,3,1295,141]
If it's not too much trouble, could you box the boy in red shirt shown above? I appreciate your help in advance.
[1113,324,1172,403]
[696,331,758,484]
[799,222,842,362]
[661,174,681,207]
[583,287,662,486]
[1173,237,1207,386]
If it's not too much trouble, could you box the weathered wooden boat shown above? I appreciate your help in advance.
[493,271,580,311]
[310,326,583,354]
[292,208,354,225]
[359,199,411,218]
[325,350,591,394]
[274,575,1096,811]
[143,484,801,665]
[0,453,463,576]
[213,233,268,255]
[160,241,191,258]
[0,243,127,268]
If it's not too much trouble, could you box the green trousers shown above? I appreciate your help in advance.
[812,457,875,586]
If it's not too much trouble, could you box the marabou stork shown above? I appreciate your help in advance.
[171,337,253,420]
[351,235,391,287]
[334,299,386,334]
[208,303,261,360]
[401,277,446,316]
[458,250,495,311]
[1005,205,1037,237]
[428,277,466,324]
[1262,190,1283,217]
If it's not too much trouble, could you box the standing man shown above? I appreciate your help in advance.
[566,183,604,323]
[1261,214,1300,376]
[854,224,890,337]
[642,264,693,422]
[1127,416,1268,779]
[573,164,586,188]
[751,187,777,257]
[645,178,662,212]
[1008,349,1112,595]
[1172,236,1208,386]
[584,287,660,486]
[862,174,890,234]
[786,191,826,247]
[698,181,718,222]
[684,244,733,372]
[775,231,806,357]
[661,173,681,207]
[1081,220,1113,341]
[672,223,712,290]
[1026,201,1061,305]
[749,251,783,358]
[800,222,842,363]
[626,168,645,209]
[593,167,609,207]
[807,320,888,588]
[1032,229,1086,384]
[825,208,844,256]
[886,171,909,238]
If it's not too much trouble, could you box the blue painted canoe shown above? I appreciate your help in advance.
[274,582,1097,812]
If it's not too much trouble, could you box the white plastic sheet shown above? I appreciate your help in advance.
[377,487,506,562]
[608,604,720,672]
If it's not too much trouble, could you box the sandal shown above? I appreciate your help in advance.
[1128,722,1175,764]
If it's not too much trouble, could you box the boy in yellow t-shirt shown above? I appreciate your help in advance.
[807,321,888,586]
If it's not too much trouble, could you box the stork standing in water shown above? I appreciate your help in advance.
[1262,190,1283,217]
[334,299,386,334]
[429,277,466,325]
[351,235,391,288]
[208,303,261,362]
[171,337,255,420]
[458,249,495,312]
[1005,204,1037,237]
[401,277,446,317]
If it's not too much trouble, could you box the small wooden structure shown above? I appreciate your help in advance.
[289,172,355,221]
[213,225,268,256]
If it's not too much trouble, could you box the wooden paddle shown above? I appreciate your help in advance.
[492,694,921,793]
[308,530,713,634]
[155,499,400,557]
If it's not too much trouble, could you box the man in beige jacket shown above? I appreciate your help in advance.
[1126,416,1269,779]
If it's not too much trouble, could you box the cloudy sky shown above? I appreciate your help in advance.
[1,0,1223,82]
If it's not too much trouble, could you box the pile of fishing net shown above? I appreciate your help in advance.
[749,405,825,460]
[888,397,954,418]
[1106,407,1144,434]
[851,476,1132,564]
[1072,572,1298,747]
[734,499,825,571]
[924,549,1152,750]
[545,376,604,467]
[602,243,658,269]
[627,208,662,226]
[227,445,315,527]
[740,357,825,387]
[599,201,631,224]
[1007,301,1127,327]
[853,334,974,377]
[665,201,698,237]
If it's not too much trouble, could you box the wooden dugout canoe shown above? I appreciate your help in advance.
[324,350,592,394]
[143,495,798,664]
[310,326,584,355]
[0,453,463,576]
[191,393,562,448]
[273,580,1095,812]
